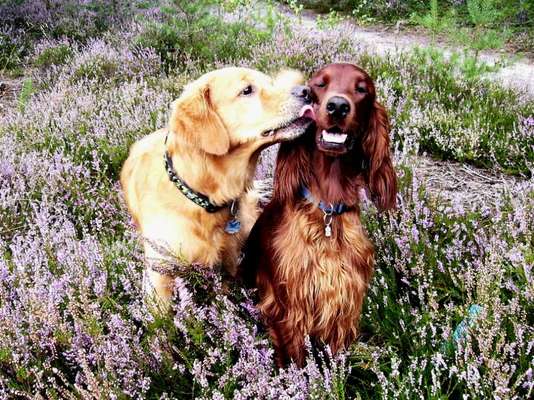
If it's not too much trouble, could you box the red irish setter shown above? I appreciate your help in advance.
[240,63,397,366]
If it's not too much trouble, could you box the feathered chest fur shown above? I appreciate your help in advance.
[266,203,374,344]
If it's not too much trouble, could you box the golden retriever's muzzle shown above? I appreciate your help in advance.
[262,85,314,141]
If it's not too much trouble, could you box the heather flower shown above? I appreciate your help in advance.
[0,0,137,39]
[1,1,532,398]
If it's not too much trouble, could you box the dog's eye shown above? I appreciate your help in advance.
[240,85,254,96]
[315,82,326,88]
[356,85,367,94]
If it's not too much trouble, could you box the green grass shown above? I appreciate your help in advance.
[17,78,33,113]
[0,32,24,76]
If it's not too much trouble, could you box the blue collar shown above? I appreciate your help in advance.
[300,186,350,215]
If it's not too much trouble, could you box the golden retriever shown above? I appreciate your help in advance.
[120,67,312,303]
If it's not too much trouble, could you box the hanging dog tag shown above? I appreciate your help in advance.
[225,219,241,234]
[224,200,241,234]
[323,207,333,238]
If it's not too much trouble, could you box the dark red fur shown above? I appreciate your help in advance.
[240,63,397,366]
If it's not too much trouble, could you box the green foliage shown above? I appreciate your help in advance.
[33,44,74,68]
[135,0,271,71]
[351,0,376,25]
[259,0,295,36]
[287,0,304,19]
[411,0,456,34]
[466,0,500,27]
[17,78,33,113]
[0,32,24,75]
[316,9,346,30]
[414,46,504,81]
[450,26,512,51]
[220,0,253,13]
[449,0,513,50]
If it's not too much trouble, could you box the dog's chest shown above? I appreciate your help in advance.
[272,206,374,301]
[274,206,372,264]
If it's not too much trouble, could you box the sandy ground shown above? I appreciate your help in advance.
[413,155,526,207]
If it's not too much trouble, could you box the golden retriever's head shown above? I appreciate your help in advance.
[169,67,312,156]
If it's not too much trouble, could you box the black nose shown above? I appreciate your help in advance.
[291,85,311,104]
[326,96,350,119]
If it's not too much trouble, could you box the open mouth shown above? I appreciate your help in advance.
[321,127,348,145]
[320,126,348,146]
[316,125,353,155]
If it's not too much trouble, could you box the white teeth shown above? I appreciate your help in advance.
[321,130,347,144]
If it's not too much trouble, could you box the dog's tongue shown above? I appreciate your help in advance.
[299,104,315,120]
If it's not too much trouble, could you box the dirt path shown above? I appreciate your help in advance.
[412,155,527,207]
[276,5,534,98]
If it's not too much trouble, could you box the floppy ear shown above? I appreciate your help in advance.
[362,102,397,211]
[169,83,230,156]
[272,139,310,203]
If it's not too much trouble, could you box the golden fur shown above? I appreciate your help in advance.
[120,67,307,303]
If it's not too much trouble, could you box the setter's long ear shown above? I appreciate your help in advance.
[363,102,397,211]
[272,140,310,202]
[169,83,230,156]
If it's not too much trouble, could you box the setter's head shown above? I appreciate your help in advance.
[308,63,373,154]
[305,63,397,210]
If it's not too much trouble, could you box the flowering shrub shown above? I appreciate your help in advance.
[360,173,533,398]
[0,26,26,74]
[32,38,75,70]
[0,1,533,398]
[3,73,170,176]
[0,0,137,40]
